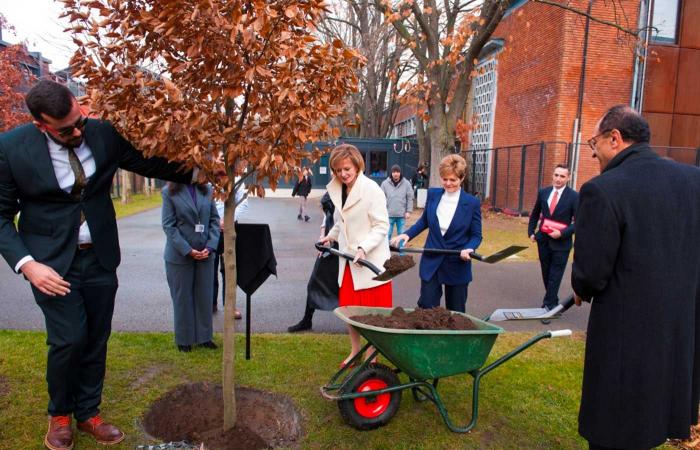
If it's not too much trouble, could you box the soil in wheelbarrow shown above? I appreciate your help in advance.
[352,307,479,330]
[142,382,303,450]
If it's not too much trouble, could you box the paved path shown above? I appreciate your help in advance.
[0,196,590,334]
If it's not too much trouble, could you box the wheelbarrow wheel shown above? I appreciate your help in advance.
[338,363,401,430]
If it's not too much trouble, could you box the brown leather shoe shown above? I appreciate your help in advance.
[44,415,73,450]
[77,415,125,445]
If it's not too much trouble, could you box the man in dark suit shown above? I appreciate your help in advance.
[572,105,700,449]
[527,164,578,315]
[0,80,196,450]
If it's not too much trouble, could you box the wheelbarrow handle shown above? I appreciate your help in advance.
[389,245,485,261]
[315,242,382,275]
[549,329,572,338]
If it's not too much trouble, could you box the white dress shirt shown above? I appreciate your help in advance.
[436,190,460,236]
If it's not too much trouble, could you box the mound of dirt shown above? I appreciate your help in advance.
[352,307,478,330]
[142,383,303,450]
[382,254,415,273]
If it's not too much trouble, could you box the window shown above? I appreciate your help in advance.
[368,151,387,178]
[651,0,680,43]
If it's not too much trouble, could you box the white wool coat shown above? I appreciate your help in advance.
[326,173,391,290]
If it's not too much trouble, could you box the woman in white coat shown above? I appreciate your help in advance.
[320,144,392,367]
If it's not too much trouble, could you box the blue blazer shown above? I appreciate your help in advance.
[405,188,482,285]
[527,186,578,251]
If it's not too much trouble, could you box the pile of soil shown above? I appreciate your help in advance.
[142,383,303,450]
[352,307,478,330]
[382,254,415,274]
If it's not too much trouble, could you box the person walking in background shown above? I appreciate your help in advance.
[573,105,700,450]
[527,164,577,320]
[162,182,220,353]
[319,144,392,367]
[292,166,313,222]
[213,184,249,316]
[381,164,414,241]
[0,80,198,450]
[411,163,428,194]
[391,154,481,313]
[287,191,338,332]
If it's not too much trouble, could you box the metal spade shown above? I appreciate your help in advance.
[389,244,528,264]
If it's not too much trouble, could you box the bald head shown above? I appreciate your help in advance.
[588,105,651,171]
[598,105,651,145]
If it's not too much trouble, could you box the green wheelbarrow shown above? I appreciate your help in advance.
[320,306,572,432]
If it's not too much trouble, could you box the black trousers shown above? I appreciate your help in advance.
[418,275,469,313]
[32,247,118,421]
[536,241,570,310]
[213,233,225,306]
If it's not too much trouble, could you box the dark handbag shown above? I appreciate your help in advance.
[306,252,339,311]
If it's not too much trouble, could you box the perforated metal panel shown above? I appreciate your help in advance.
[469,58,498,198]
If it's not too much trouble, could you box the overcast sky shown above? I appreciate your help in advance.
[0,0,75,70]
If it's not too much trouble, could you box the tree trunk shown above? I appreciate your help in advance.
[120,170,130,204]
[222,176,238,431]
[427,114,456,187]
[415,118,431,169]
[143,177,151,196]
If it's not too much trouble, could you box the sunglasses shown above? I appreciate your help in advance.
[587,129,612,151]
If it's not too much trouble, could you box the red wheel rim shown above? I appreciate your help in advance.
[353,379,390,418]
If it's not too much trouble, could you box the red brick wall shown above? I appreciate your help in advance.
[486,0,640,210]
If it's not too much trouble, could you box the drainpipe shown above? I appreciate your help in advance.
[631,0,653,111]
[571,0,595,189]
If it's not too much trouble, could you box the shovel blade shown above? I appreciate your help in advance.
[372,254,416,281]
[478,245,528,263]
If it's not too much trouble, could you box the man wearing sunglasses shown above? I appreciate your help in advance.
[0,80,199,450]
[572,105,700,450]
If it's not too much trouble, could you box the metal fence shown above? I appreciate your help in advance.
[462,141,571,214]
[462,143,699,216]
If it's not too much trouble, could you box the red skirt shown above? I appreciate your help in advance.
[338,262,392,307]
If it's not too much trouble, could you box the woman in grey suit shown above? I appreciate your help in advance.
[161,182,220,352]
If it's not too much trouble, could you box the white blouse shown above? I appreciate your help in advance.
[436,190,460,236]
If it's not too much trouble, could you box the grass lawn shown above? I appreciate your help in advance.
[0,330,598,449]
[405,208,540,262]
[112,192,163,219]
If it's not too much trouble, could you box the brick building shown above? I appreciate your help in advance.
[392,0,700,214]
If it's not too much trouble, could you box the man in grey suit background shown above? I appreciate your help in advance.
[0,80,197,450]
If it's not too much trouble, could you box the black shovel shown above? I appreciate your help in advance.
[389,244,528,264]
[315,243,415,282]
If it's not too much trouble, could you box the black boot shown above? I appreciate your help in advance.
[297,214,303,220]
[304,215,310,222]
[288,305,315,332]
[288,319,312,332]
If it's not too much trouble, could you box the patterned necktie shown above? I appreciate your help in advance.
[549,190,559,215]
[66,147,87,223]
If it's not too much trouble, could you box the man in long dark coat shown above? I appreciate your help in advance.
[572,105,700,449]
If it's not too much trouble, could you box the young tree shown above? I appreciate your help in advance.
[0,14,33,132]
[62,0,362,430]
[375,0,638,186]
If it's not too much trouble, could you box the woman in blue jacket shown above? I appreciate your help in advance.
[391,154,482,313]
